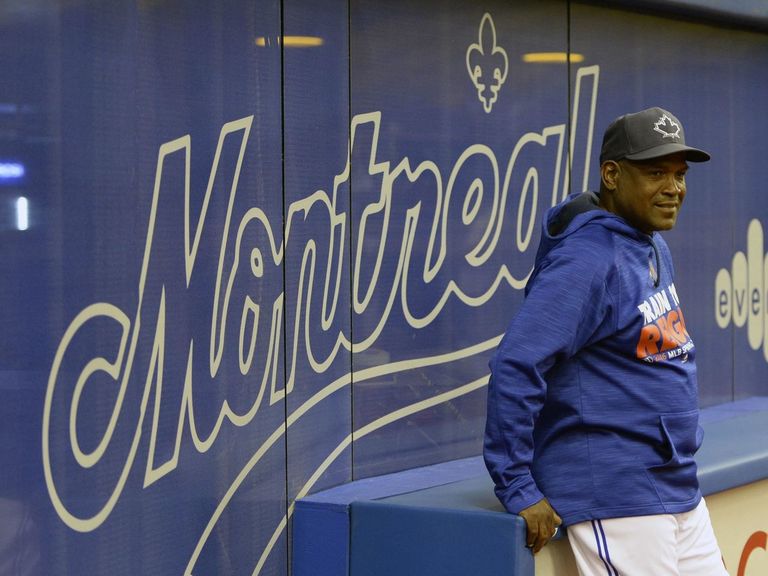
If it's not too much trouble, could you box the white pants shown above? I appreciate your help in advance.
[567,499,728,576]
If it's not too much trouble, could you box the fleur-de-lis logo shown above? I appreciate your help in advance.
[653,114,681,139]
[466,13,509,114]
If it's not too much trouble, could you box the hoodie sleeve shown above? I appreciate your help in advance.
[484,237,616,514]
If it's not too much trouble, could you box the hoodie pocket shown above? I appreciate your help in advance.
[646,409,703,502]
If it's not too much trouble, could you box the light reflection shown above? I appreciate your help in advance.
[16,196,28,231]
[0,162,25,180]
[254,36,324,48]
[522,52,585,64]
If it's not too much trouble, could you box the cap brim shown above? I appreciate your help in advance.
[625,143,711,163]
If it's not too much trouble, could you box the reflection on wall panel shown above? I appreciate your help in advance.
[283,0,353,514]
[349,0,573,479]
[2,1,288,574]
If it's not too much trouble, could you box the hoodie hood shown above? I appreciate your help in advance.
[538,191,662,287]
[541,191,651,251]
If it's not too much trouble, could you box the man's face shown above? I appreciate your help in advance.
[610,153,689,234]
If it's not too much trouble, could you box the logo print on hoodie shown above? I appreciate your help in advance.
[636,283,694,362]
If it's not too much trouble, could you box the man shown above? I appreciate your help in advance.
[484,107,728,574]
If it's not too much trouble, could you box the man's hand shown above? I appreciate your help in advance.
[519,498,562,554]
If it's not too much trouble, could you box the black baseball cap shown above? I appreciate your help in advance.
[599,107,710,164]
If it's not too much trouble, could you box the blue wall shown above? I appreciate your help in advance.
[1,0,766,574]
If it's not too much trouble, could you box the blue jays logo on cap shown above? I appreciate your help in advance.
[653,114,681,140]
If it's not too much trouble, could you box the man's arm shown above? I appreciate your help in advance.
[484,243,615,549]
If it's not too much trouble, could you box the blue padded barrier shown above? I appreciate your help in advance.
[292,499,349,576]
[696,397,768,495]
[350,499,533,576]
[292,457,487,576]
[293,397,768,576]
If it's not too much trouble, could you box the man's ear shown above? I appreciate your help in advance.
[601,161,620,191]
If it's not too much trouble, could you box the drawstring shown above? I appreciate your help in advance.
[649,235,661,288]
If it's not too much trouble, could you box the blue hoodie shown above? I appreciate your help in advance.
[484,191,702,526]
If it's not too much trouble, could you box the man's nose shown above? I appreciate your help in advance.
[664,176,683,193]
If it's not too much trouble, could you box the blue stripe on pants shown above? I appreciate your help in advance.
[591,519,620,576]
